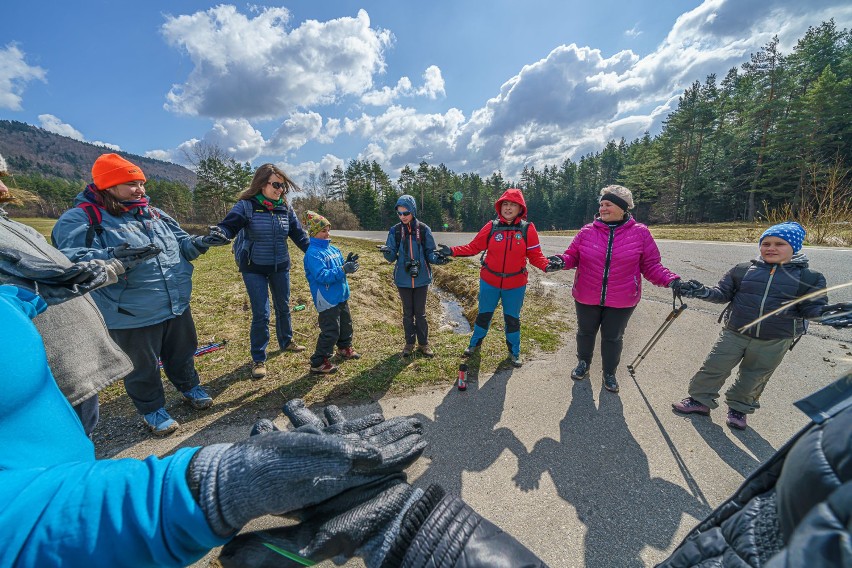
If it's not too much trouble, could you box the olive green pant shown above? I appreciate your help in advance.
[688,328,793,414]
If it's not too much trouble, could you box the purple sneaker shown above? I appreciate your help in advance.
[726,409,748,430]
[672,397,711,416]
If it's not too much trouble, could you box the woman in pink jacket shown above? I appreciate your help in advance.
[553,185,681,393]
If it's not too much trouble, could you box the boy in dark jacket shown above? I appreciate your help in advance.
[302,211,361,374]
[672,222,833,430]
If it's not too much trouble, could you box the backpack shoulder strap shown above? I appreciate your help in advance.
[77,202,103,248]
[796,268,821,296]
[393,222,403,247]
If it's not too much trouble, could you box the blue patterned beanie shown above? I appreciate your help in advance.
[760,221,806,253]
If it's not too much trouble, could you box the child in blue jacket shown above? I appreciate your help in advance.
[302,211,361,374]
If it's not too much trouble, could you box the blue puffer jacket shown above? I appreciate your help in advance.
[701,254,827,339]
[383,195,441,288]
[52,193,204,329]
[0,285,226,567]
[303,237,350,312]
[217,198,310,273]
[658,374,852,568]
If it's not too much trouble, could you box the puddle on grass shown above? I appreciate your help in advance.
[434,287,472,334]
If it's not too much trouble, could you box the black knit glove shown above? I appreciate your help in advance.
[437,244,453,258]
[110,242,162,269]
[186,429,388,537]
[342,253,360,274]
[282,399,427,474]
[545,255,564,272]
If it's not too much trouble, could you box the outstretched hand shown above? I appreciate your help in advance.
[376,244,391,253]
[111,242,162,269]
[0,249,109,304]
[545,254,564,273]
[437,244,453,258]
[816,302,852,328]
[200,226,231,247]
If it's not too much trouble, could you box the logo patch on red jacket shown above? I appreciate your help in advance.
[494,233,504,242]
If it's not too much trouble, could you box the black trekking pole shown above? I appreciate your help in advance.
[627,290,687,377]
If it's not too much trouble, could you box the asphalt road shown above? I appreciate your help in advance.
[320,230,851,567]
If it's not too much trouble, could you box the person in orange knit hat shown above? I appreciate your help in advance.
[51,153,231,436]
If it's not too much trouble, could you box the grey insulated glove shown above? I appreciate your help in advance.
[187,430,385,537]
[110,242,161,269]
[0,249,108,305]
[283,399,427,474]
[437,244,453,258]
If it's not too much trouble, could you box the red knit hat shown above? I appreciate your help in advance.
[91,153,146,190]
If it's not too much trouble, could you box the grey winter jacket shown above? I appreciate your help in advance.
[658,373,852,568]
[0,209,132,405]
[701,255,827,339]
[383,195,441,289]
[52,192,205,329]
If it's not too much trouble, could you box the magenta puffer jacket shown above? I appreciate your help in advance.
[558,216,678,308]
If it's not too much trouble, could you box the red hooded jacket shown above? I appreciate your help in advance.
[450,188,549,289]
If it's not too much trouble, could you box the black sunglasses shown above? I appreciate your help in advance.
[397,211,412,216]
[269,181,286,190]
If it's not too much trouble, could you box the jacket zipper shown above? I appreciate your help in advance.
[599,226,616,305]
[756,265,777,336]
[407,226,415,287]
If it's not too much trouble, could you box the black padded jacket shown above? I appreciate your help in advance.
[657,373,852,567]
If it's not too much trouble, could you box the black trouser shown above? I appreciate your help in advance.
[575,301,636,374]
[311,301,354,367]
[397,286,429,345]
[73,394,99,437]
[109,309,200,415]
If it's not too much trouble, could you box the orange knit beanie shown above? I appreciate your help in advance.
[91,153,146,190]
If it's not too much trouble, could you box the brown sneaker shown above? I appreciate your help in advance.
[419,344,435,357]
[337,346,361,360]
[251,361,267,379]
[310,359,338,374]
[402,343,415,357]
[283,342,306,353]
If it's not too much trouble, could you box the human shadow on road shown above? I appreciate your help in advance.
[411,363,527,495]
[513,380,711,568]
[687,417,777,477]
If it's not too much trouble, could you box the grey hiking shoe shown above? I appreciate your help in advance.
[571,360,590,380]
[462,345,479,358]
[603,373,619,393]
[143,408,179,436]
[182,385,213,409]
[672,397,711,415]
[509,353,523,368]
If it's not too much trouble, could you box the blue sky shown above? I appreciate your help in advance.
[2,1,851,184]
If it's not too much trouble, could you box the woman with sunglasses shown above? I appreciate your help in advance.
[380,195,449,357]
[215,164,311,379]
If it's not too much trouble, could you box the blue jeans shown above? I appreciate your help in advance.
[242,270,293,362]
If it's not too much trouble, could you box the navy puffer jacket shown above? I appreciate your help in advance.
[658,374,852,568]
[217,198,310,273]
[702,254,827,339]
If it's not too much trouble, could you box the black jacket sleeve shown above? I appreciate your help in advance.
[382,485,549,568]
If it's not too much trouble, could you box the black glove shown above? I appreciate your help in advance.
[437,244,453,258]
[817,302,852,328]
[217,475,422,568]
[110,242,162,269]
[0,249,109,304]
[377,245,391,253]
[282,399,427,475]
[679,279,710,298]
[431,255,451,265]
[545,255,564,273]
[342,254,360,274]
[199,226,231,247]
[187,428,391,537]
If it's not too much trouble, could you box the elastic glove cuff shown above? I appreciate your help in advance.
[186,443,237,537]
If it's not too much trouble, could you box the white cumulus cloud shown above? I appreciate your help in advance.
[38,114,120,150]
[0,44,46,110]
[161,6,392,119]
[361,65,446,106]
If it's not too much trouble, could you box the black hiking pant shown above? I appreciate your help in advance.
[575,301,636,374]
[398,286,429,345]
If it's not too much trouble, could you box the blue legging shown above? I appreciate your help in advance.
[469,280,526,356]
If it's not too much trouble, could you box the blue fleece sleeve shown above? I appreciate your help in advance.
[156,209,204,260]
[0,448,228,568]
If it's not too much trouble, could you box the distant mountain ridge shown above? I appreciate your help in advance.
[0,120,196,187]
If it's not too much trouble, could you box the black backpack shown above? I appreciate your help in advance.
[719,261,822,349]
[480,218,530,278]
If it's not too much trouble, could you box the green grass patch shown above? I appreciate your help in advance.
[12,217,568,409]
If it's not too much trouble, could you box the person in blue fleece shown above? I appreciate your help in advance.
[0,283,424,568]
[302,211,361,374]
